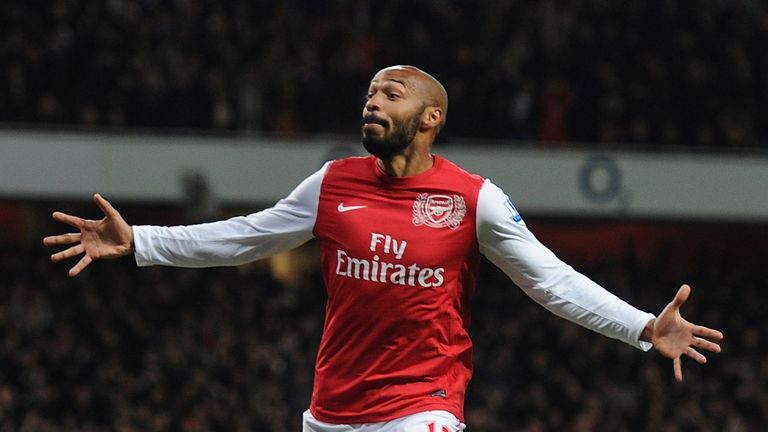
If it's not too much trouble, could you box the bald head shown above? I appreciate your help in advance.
[373,65,449,127]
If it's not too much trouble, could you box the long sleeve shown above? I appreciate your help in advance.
[133,162,328,268]
[476,179,654,351]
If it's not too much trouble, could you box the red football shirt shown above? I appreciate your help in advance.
[310,155,484,423]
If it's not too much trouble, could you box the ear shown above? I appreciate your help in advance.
[421,106,444,130]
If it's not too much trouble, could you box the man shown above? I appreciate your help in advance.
[45,65,723,432]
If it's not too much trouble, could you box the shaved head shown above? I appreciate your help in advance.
[362,65,449,160]
[372,65,448,127]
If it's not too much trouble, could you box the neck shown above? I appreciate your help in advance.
[378,147,434,177]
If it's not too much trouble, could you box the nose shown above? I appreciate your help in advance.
[364,94,381,113]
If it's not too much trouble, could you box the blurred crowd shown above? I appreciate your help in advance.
[1,220,765,431]
[1,0,767,149]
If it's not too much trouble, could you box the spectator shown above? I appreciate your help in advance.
[0,0,766,149]
[1,217,765,430]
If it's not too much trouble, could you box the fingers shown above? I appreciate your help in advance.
[672,339,721,383]
[52,211,85,229]
[51,244,85,262]
[69,254,93,277]
[46,238,94,277]
[673,357,683,382]
[693,325,724,342]
[94,193,119,218]
[43,232,81,246]
[46,195,114,278]
[685,346,707,364]
[692,334,722,353]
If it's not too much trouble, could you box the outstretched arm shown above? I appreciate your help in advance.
[43,194,134,277]
[641,284,724,382]
[476,180,724,378]
[476,181,656,350]
[45,163,327,273]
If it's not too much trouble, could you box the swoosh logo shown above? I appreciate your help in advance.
[337,203,368,213]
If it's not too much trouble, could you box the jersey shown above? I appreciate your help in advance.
[132,154,655,425]
[310,155,484,422]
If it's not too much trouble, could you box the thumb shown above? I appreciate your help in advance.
[671,284,691,308]
[94,193,119,218]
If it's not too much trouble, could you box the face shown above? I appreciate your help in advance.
[361,69,427,159]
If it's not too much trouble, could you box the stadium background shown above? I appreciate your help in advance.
[1,1,767,430]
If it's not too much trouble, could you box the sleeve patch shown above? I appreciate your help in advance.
[504,198,524,224]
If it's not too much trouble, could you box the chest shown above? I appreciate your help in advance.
[314,182,477,268]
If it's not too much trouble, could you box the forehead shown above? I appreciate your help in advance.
[369,68,419,90]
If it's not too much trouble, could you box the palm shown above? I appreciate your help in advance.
[80,215,132,258]
[43,194,133,276]
[653,306,690,358]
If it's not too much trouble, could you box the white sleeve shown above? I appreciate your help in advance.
[476,179,655,351]
[132,162,328,268]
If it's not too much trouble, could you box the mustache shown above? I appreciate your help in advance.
[362,114,389,128]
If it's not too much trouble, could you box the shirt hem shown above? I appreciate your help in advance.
[309,401,463,425]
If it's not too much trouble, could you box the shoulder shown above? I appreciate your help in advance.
[433,154,485,188]
[322,156,378,187]
[327,155,376,173]
[477,179,526,226]
[319,156,378,191]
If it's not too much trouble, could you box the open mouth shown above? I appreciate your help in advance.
[362,115,388,128]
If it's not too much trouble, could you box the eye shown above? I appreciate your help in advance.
[387,93,401,100]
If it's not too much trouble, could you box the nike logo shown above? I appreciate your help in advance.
[337,203,368,213]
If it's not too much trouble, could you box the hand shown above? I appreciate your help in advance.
[646,284,724,382]
[43,194,134,277]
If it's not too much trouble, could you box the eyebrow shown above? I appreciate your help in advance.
[370,79,408,90]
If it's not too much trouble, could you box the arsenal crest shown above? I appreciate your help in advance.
[412,193,466,230]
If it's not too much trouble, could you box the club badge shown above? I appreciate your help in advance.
[412,193,466,230]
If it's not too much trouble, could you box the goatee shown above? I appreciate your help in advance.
[362,114,422,159]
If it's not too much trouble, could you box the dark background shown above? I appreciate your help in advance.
[1,1,767,430]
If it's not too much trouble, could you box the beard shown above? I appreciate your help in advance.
[361,110,423,159]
